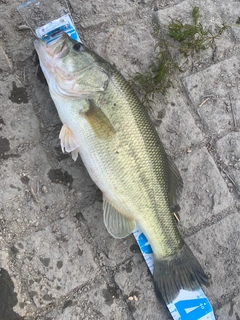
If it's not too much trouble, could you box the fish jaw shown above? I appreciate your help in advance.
[34,36,68,86]
[34,33,69,67]
[34,39,58,89]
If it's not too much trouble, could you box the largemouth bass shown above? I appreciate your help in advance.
[34,33,208,304]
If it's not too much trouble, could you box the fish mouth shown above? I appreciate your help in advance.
[34,33,70,60]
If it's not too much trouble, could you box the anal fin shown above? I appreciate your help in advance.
[103,197,135,239]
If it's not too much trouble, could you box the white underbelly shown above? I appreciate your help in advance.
[51,94,135,216]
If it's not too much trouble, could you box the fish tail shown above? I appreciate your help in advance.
[153,243,209,304]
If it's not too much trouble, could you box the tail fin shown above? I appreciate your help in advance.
[153,243,209,304]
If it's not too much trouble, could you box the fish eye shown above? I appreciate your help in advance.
[72,43,83,52]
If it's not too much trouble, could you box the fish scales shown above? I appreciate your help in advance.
[34,33,208,306]
[99,69,182,253]
[72,67,180,253]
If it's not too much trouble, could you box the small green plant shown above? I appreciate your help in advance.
[134,40,179,107]
[133,7,229,106]
[168,6,228,56]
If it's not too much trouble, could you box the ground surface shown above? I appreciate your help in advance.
[0,0,240,319]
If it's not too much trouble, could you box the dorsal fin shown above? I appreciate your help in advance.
[167,155,183,210]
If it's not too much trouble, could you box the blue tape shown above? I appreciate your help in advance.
[35,14,81,44]
[40,24,79,44]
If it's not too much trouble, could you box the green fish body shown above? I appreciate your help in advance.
[34,33,208,304]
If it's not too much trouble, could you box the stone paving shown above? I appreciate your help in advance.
[0,0,240,319]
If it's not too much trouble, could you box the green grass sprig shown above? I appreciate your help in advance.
[132,7,229,106]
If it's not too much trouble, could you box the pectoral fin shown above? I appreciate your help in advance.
[82,99,115,139]
[103,197,135,239]
[59,124,80,161]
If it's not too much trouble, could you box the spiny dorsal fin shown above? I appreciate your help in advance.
[103,197,135,239]
[82,99,116,139]
[167,155,183,210]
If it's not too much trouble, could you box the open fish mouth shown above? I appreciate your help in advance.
[34,33,70,60]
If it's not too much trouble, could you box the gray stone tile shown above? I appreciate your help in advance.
[215,132,240,191]
[69,0,135,28]
[0,146,75,240]
[176,147,233,229]
[182,56,240,135]
[42,278,132,320]
[187,212,240,308]
[218,1,240,41]
[0,76,40,153]
[12,218,98,308]
[215,298,240,320]
[99,17,155,79]
[152,87,204,155]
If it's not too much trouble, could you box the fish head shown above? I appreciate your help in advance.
[34,33,107,98]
